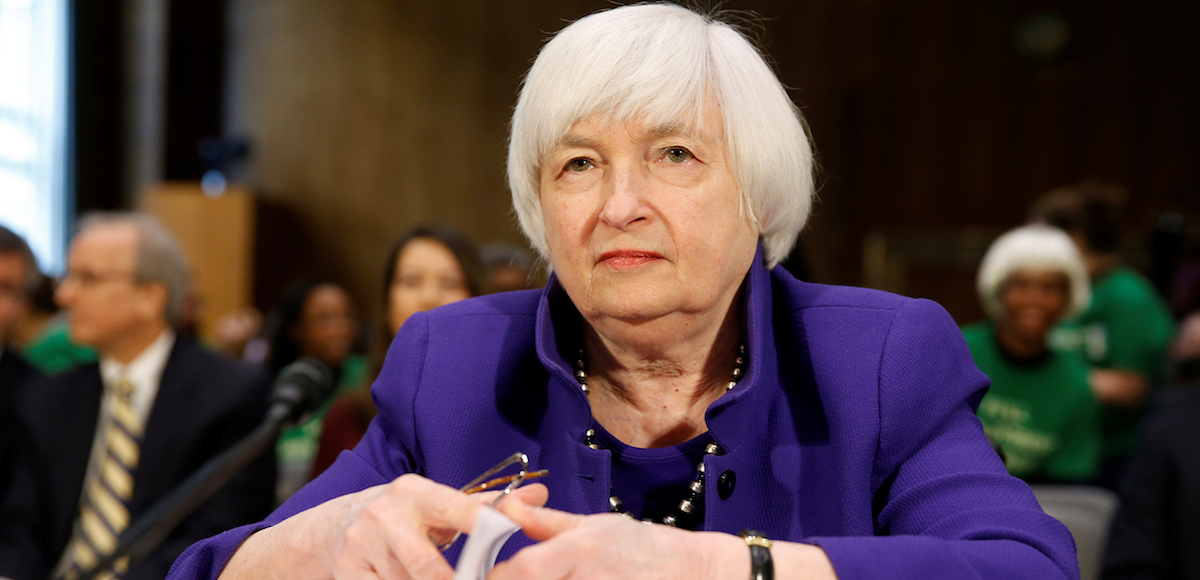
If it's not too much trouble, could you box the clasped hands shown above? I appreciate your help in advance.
[231,473,762,580]
[226,472,837,580]
[341,474,746,580]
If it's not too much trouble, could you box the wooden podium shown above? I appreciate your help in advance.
[141,183,255,340]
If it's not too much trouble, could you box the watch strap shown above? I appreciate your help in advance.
[739,529,774,580]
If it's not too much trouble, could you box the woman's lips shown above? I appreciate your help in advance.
[598,250,662,270]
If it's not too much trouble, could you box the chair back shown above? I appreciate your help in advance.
[1030,484,1119,580]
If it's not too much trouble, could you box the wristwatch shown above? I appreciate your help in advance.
[738,529,774,580]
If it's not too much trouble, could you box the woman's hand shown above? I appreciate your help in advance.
[490,501,838,580]
[487,504,725,580]
[220,474,548,580]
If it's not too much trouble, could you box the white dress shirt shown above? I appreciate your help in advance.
[95,329,176,433]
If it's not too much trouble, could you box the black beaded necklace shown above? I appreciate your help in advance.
[573,345,747,530]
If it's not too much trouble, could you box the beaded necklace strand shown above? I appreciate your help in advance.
[573,344,747,529]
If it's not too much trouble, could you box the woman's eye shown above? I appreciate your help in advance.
[665,147,692,163]
[566,158,593,172]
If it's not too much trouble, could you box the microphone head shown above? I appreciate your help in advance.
[270,357,336,425]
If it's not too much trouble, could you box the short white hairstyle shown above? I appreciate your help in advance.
[507,3,813,268]
[977,224,1091,320]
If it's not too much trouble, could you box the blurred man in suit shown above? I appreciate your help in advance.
[0,213,276,580]
[0,225,43,492]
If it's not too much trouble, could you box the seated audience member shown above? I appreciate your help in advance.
[1102,313,1200,580]
[481,241,537,293]
[18,273,98,375]
[0,226,44,489]
[0,213,275,580]
[1033,182,1175,488]
[210,306,265,362]
[266,279,366,502]
[10,272,53,345]
[173,6,1077,579]
[310,226,483,477]
[965,224,1100,482]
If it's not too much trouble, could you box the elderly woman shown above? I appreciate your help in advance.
[170,5,1076,580]
[964,225,1100,483]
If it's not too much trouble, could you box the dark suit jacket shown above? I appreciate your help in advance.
[1103,388,1200,580]
[0,338,276,580]
[0,349,40,495]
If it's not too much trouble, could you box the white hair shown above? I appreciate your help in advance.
[977,224,1091,320]
[507,3,813,268]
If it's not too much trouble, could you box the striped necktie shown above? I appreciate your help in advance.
[60,377,142,579]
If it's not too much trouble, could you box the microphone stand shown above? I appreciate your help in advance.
[71,406,290,580]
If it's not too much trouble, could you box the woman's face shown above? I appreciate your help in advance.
[538,105,758,325]
[294,284,358,367]
[999,269,1070,343]
[387,238,472,335]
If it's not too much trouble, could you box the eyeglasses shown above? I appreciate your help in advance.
[57,270,138,289]
[439,452,548,551]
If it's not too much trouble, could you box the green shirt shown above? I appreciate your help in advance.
[1049,265,1175,458]
[964,322,1101,482]
[21,318,97,375]
[275,353,370,500]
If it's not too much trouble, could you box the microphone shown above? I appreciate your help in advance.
[267,357,338,425]
[70,358,336,580]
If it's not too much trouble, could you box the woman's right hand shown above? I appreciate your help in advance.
[219,474,549,580]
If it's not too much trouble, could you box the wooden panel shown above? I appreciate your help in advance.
[221,0,1199,319]
[141,183,255,338]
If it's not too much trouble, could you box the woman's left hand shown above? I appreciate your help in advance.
[488,501,745,580]
[491,500,840,579]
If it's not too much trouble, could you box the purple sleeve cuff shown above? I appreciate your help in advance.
[164,448,394,580]
[809,534,1077,580]
[165,522,271,580]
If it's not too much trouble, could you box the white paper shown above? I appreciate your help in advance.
[453,507,521,580]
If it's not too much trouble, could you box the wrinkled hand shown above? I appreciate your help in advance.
[487,502,725,580]
[331,475,548,580]
[223,474,548,580]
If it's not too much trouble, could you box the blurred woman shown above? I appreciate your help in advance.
[964,224,1100,482]
[265,279,366,502]
[310,226,484,476]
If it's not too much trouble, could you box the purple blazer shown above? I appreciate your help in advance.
[170,249,1078,579]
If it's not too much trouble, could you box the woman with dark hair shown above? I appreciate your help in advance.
[310,226,484,477]
[265,278,366,502]
[381,225,486,337]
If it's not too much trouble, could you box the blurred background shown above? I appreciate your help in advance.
[3,3,1199,577]
[2,0,1197,333]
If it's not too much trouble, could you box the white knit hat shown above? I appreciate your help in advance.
[977,224,1091,320]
